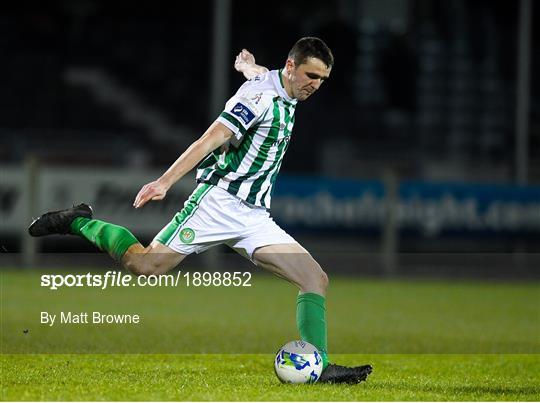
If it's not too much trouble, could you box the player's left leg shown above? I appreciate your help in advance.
[249,241,372,384]
[253,243,329,361]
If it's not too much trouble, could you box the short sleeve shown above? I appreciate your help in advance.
[217,92,269,140]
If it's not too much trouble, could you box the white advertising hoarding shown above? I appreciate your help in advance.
[1,166,195,236]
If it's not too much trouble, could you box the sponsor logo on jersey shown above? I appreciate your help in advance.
[231,102,256,125]
[180,228,195,244]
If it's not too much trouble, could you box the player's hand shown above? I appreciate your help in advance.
[234,49,256,73]
[133,180,168,209]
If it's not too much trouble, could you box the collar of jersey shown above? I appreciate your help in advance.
[273,69,296,104]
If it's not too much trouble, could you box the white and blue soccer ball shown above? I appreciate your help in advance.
[274,340,323,384]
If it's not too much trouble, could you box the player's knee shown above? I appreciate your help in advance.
[320,269,329,291]
[311,267,328,293]
[300,264,328,294]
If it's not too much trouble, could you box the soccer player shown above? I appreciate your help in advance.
[29,37,372,384]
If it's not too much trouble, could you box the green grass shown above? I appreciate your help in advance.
[1,270,539,400]
[2,354,539,401]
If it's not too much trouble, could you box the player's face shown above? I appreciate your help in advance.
[285,57,331,101]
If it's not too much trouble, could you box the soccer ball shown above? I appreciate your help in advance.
[274,340,323,384]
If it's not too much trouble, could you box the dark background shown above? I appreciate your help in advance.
[2,0,538,181]
[1,0,539,277]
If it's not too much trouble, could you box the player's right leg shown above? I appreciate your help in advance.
[28,203,186,275]
[121,241,186,276]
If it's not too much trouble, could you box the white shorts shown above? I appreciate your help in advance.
[154,183,297,259]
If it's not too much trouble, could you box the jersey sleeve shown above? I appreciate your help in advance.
[217,91,270,140]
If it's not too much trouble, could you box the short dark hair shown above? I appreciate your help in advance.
[288,37,334,68]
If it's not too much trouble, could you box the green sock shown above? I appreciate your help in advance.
[297,292,329,369]
[70,217,139,261]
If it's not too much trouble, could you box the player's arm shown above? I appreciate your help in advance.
[133,122,233,208]
[234,49,269,80]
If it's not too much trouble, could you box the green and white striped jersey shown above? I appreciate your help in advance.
[197,69,297,209]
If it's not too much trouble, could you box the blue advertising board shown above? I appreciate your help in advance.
[271,175,540,237]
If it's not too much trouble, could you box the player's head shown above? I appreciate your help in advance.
[284,37,334,101]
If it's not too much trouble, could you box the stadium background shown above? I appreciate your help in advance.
[1,0,539,400]
[1,0,539,275]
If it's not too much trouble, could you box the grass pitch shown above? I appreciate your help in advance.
[1,269,539,400]
[2,354,539,401]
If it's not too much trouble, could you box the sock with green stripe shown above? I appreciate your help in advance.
[70,217,139,261]
[296,292,329,369]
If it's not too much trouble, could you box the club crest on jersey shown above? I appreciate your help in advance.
[180,228,195,244]
[231,102,256,125]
